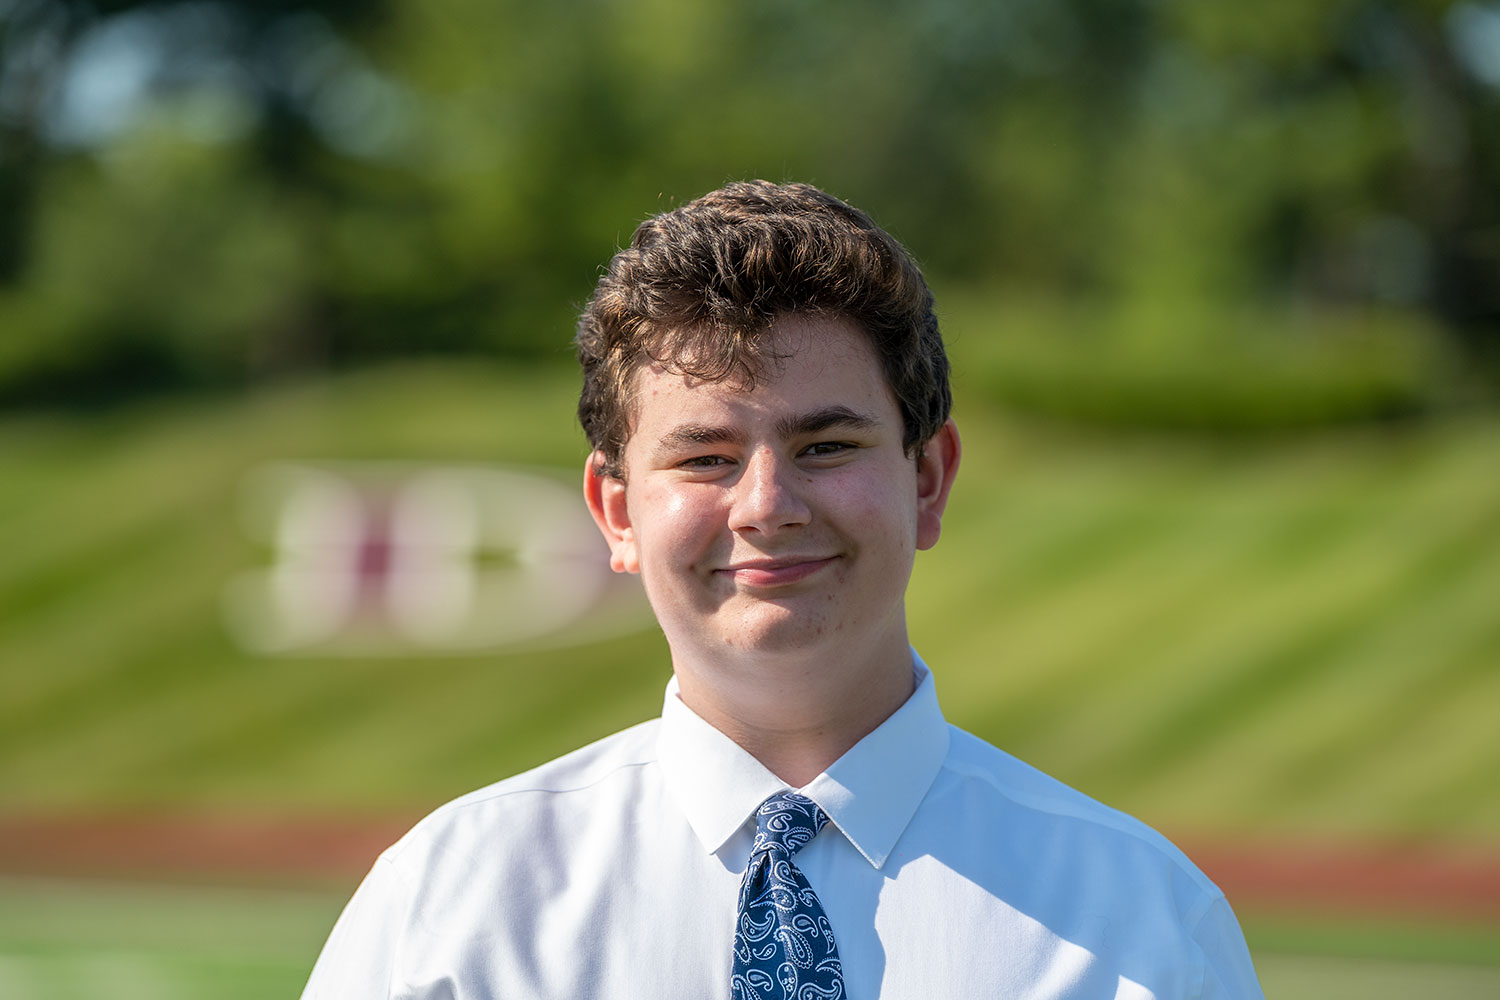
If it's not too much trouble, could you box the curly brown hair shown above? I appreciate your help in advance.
[576,180,950,478]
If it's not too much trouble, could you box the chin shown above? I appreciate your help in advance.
[712,603,843,655]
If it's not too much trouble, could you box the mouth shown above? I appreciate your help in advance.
[716,555,839,588]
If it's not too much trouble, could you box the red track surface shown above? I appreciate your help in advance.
[2,813,1498,920]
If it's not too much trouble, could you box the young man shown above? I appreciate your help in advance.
[302,181,1264,998]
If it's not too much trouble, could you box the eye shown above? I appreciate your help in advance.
[677,454,732,469]
[802,441,854,457]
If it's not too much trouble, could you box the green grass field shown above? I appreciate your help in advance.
[3,358,1498,991]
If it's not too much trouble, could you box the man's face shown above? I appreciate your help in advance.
[586,314,956,662]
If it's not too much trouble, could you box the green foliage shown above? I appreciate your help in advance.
[0,137,314,405]
[943,290,1461,429]
[1,0,1497,415]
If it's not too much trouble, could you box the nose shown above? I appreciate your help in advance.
[728,448,811,535]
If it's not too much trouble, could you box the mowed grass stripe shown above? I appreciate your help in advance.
[1133,565,1500,836]
[0,362,585,604]
[6,594,663,809]
[1262,563,1500,810]
[959,504,1386,747]
[0,412,250,600]
[912,415,1448,726]
[0,366,601,806]
[911,490,1292,742]
[0,624,288,806]
[1105,492,1500,787]
[6,637,608,808]
[1094,436,1492,700]
[924,450,1442,763]
[0,514,247,764]
[282,632,670,810]
[0,507,242,729]
[144,635,663,809]
[910,415,1498,835]
[1330,646,1500,840]
[2,367,1496,844]
[912,505,1206,746]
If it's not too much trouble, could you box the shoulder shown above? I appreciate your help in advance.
[920,727,1261,997]
[935,725,1224,904]
[381,718,662,870]
[301,719,674,996]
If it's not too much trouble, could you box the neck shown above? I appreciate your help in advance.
[671,636,916,787]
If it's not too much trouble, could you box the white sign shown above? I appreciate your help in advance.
[222,463,651,655]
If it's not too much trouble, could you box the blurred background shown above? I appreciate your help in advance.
[2,0,1498,995]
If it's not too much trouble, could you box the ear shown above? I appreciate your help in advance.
[915,419,961,551]
[583,451,640,574]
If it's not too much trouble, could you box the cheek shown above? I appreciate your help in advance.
[632,486,723,562]
[831,467,919,532]
[660,490,692,519]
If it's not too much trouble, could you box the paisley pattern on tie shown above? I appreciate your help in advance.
[731,792,845,1000]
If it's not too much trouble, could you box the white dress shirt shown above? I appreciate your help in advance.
[302,655,1263,998]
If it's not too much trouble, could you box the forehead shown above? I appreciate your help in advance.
[624,315,895,435]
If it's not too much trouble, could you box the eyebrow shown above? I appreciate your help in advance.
[775,405,879,439]
[655,406,881,452]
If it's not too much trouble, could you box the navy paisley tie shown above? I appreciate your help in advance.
[731,792,845,1000]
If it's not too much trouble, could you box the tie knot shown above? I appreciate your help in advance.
[751,792,829,859]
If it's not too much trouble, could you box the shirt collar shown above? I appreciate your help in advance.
[656,651,950,870]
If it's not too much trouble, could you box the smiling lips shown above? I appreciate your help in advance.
[718,556,839,588]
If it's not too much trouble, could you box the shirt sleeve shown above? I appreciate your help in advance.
[1191,894,1265,1000]
[301,854,414,1000]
